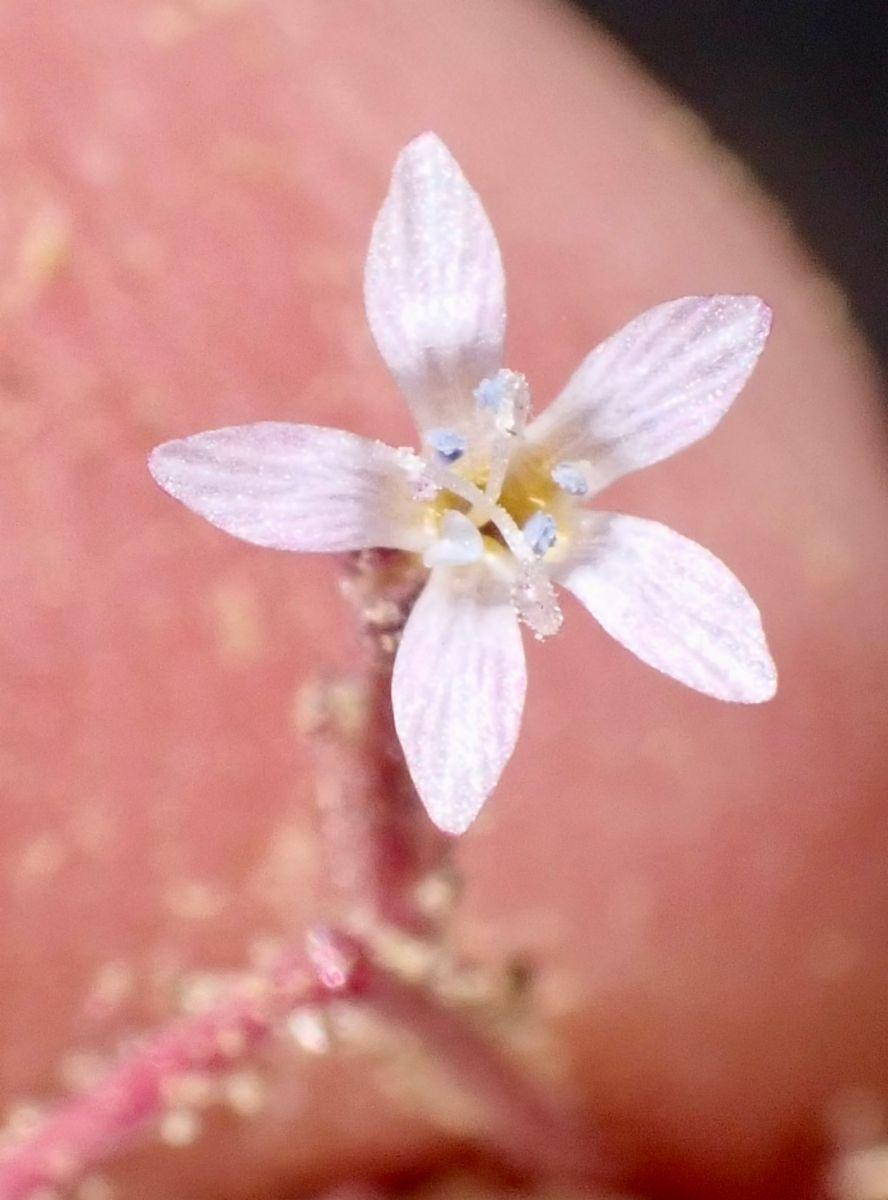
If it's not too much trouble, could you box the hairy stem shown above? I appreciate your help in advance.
[0,938,361,1200]
[303,550,452,933]
[0,929,601,1198]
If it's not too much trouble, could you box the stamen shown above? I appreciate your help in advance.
[522,511,557,556]
[473,370,532,503]
[473,370,531,436]
[425,428,467,464]
[551,461,589,496]
[422,510,484,568]
[421,458,537,570]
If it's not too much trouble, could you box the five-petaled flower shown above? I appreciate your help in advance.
[149,132,777,836]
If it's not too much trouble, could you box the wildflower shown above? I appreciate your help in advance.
[149,132,776,835]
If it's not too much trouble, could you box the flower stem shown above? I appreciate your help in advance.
[0,928,601,1199]
[303,550,451,934]
[0,938,359,1200]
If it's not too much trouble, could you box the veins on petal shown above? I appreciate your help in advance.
[392,565,527,834]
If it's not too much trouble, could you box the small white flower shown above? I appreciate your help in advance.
[149,132,777,836]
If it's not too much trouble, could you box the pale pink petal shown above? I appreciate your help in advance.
[149,423,425,553]
[558,513,776,702]
[364,132,506,435]
[392,566,526,834]
[527,296,771,492]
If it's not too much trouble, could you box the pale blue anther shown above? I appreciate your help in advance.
[425,428,467,463]
[551,462,589,496]
[523,510,558,556]
[473,376,503,410]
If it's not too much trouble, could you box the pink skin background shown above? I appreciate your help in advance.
[1,0,888,1197]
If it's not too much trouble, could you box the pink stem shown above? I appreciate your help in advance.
[309,654,451,934]
[0,936,366,1200]
[311,551,452,934]
[351,938,599,1186]
[0,929,601,1199]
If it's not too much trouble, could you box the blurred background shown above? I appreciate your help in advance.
[570,0,888,369]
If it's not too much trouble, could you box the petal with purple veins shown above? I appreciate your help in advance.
[149,423,426,554]
[364,132,506,435]
[527,295,771,493]
[392,566,527,834]
[558,512,776,702]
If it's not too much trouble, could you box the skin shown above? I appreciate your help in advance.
[1,0,887,1197]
